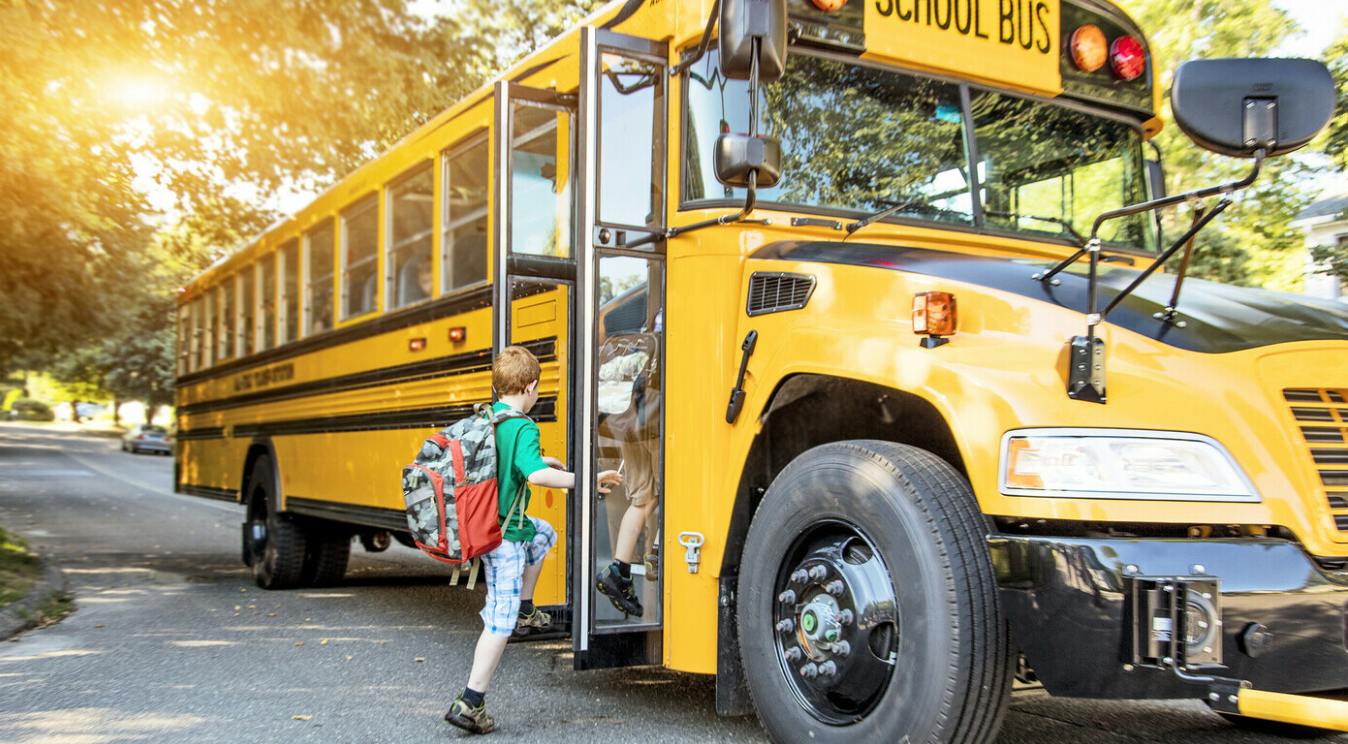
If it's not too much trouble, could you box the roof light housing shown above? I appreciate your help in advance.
[1069,25,1107,73]
[1110,35,1146,81]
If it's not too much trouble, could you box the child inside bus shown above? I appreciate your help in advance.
[445,345,622,735]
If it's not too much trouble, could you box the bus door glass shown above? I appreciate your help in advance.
[575,28,668,667]
[493,81,579,612]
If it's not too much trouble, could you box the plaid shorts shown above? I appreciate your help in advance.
[479,516,557,636]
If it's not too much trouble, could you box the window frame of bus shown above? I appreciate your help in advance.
[677,46,1157,256]
[238,263,255,357]
[340,195,380,322]
[189,295,204,373]
[441,132,491,294]
[176,303,190,378]
[385,161,436,311]
[203,288,216,369]
[258,252,277,352]
[305,219,335,337]
[279,239,299,344]
[218,276,236,362]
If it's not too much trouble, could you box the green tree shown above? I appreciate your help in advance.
[1116,0,1310,287]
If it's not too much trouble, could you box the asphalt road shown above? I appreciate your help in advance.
[0,422,1341,744]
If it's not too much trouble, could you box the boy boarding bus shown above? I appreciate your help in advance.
[174,0,1348,740]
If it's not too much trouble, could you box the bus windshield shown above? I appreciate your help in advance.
[684,51,1154,250]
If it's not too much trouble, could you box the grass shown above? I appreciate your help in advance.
[0,526,41,610]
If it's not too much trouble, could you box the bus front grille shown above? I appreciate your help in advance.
[1285,388,1348,531]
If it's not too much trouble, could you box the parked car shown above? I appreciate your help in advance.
[122,424,172,455]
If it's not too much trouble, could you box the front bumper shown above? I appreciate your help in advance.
[990,535,1348,699]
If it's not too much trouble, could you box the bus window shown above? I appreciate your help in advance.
[176,304,189,377]
[306,221,334,335]
[239,265,255,356]
[279,240,298,344]
[259,254,276,351]
[970,90,1153,250]
[219,277,235,361]
[510,106,572,257]
[387,164,434,309]
[443,137,489,290]
[189,297,203,373]
[684,51,972,226]
[203,290,216,368]
[342,197,379,320]
[598,53,664,230]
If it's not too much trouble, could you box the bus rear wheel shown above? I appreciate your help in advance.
[737,440,1010,744]
[243,459,308,590]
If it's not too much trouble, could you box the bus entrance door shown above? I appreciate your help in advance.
[492,80,579,614]
[574,28,669,669]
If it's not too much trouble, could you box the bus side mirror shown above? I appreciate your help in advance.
[715,134,782,187]
[718,0,787,82]
[1171,58,1335,158]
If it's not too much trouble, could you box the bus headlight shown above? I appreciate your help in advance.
[999,429,1260,502]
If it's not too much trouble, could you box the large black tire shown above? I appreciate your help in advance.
[243,459,309,590]
[302,524,352,588]
[738,440,1011,744]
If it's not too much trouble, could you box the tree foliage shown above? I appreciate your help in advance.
[1115,0,1312,287]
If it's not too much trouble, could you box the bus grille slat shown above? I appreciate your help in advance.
[1284,388,1348,534]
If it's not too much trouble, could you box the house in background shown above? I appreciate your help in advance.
[1292,180,1348,302]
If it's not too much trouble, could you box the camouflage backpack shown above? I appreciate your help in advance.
[401,403,529,564]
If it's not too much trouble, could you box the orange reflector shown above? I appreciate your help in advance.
[448,326,466,343]
[409,337,427,352]
[913,292,957,336]
[1110,35,1146,81]
[1004,439,1045,489]
[808,0,848,10]
[1070,25,1107,73]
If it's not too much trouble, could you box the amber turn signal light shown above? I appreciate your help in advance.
[409,337,427,352]
[448,326,466,343]
[913,292,956,335]
[1070,25,1107,73]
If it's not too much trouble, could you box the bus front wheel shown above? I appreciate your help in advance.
[737,440,1010,744]
[243,459,308,590]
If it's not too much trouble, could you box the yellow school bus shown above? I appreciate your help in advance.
[175,0,1348,739]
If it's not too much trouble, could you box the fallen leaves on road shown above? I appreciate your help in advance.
[294,641,304,646]
[293,715,311,721]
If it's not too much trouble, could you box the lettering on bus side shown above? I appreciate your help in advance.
[233,362,296,393]
[872,0,1052,53]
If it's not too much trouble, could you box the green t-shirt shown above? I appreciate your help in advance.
[493,401,550,542]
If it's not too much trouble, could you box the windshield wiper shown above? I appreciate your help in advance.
[984,210,1086,246]
[844,198,938,236]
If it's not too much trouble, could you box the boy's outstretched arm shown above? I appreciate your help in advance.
[527,467,622,492]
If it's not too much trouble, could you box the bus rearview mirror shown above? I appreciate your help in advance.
[1171,58,1335,159]
[718,0,787,82]
[715,133,782,188]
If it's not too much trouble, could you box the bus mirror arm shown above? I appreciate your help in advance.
[1051,149,1262,404]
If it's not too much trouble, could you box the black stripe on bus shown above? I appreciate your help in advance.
[180,484,238,503]
[174,427,226,441]
[176,286,493,387]
[285,497,408,531]
[178,337,557,417]
[230,396,558,439]
[511,58,562,83]
[600,0,646,29]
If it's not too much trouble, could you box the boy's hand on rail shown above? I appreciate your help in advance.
[597,470,623,494]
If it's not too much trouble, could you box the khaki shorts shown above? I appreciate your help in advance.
[620,437,660,507]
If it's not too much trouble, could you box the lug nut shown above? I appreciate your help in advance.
[808,565,828,581]
[776,618,795,633]
[784,646,802,662]
[818,661,837,677]
[830,640,851,657]
[790,569,809,584]
[800,662,819,679]
[837,609,854,625]
[824,580,845,596]
[778,589,797,604]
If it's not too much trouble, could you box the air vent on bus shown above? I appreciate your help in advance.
[747,272,816,317]
[1283,388,1348,532]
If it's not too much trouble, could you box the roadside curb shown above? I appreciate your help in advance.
[0,559,67,640]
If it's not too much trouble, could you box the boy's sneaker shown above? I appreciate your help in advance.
[642,548,659,582]
[511,607,552,639]
[596,563,643,616]
[445,696,495,735]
